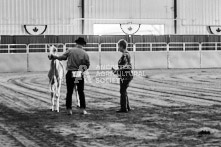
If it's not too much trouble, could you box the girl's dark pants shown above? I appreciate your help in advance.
[66,71,86,109]
[120,78,132,111]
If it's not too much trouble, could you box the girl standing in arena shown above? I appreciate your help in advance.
[112,39,133,113]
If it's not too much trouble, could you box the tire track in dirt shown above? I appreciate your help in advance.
[0,83,50,110]
[0,74,120,111]
[2,70,221,111]
[132,75,221,106]
[4,73,163,109]
[1,70,221,146]
[147,74,221,93]
[85,82,159,108]
[132,80,221,101]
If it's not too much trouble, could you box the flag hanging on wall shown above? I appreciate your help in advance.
[207,26,221,35]
[24,25,47,35]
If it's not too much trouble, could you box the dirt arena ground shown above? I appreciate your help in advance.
[1,69,221,147]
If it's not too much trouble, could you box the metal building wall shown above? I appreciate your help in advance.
[84,0,175,34]
[1,0,220,35]
[0,0,82,35]
[177,0,221,34]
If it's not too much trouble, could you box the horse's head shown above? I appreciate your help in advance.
[48,45,58,60]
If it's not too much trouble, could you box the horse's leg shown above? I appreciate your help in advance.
[54,94,58,112]
[56,80,61,112]
[51,90,55,111]
[50,81,54,111]
[56,95,59,112]
[50,92,53,111]
[56,86,58,112]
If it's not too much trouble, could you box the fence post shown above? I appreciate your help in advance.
[27,44,30,72]
[64,43,67,52]
[8,44,10,53]
[183,43,185,52]
[133,43,136,70]
[215,42,217,51]
[63,44,66,52]
[98,43,101,70]
[199,43,202,68]
[167,43,169,69]
[45,44,47,53]
[116,43,118,52]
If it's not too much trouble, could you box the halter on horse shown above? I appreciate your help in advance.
[48,45,65,112]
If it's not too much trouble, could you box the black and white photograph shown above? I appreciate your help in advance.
[0,0,221,146]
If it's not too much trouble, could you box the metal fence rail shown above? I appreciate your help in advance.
[135,42,167,51]
[65,43,99,52]
[28,43,64,53]
[168,42,200,51]
[1,42,221,72]
[0,42,221,53]
[100,43,117,52]
[0,44,27,53]
[201,42,221,51]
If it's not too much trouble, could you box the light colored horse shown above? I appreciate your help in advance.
[48,45,65,112]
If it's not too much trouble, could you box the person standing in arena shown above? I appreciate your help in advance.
[49,37,90,115]
[112,39,133,113]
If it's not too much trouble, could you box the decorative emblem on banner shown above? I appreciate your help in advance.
[24,25,47,35]
[120,22,140,35]
[207,26,221,35]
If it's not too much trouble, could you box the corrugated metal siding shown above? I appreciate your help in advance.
[85,0,173,19]
[4,0,220,35]
[0,0,82,35]
[177,0,221,34]
[84,0,174,34]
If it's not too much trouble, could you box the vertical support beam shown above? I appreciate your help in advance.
[81,0,85,34]
[174,0,177,34]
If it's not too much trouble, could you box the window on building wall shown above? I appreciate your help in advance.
[93,24,164,35]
